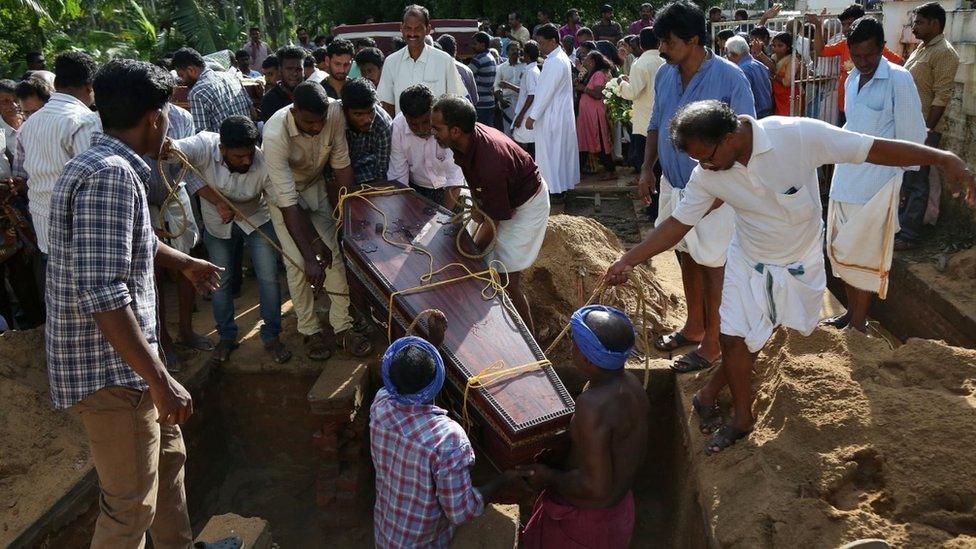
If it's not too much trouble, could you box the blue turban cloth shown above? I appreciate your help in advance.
[570,305,634,370]
[382,336,446,405]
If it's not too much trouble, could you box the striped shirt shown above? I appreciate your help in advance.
[13,92,101,253]
[187,68,253,134]
[146,104,204,204]
[468,52,497,110]
[346,105,393,184]
[370,389,484,548]
[46,132,158,409]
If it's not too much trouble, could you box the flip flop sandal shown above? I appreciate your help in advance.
[194,537,243,549]
[264,339,293,364]
[176,334,215,352]
[654,331,700,352]
[705,424,752,456]
[692,393,724,435]
[209,340,239,366]
[339,329,374,358]
[670,351,719,374]
[819,314,850,328]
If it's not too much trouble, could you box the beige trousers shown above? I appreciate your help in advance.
[74,386,192,549]
[268,200,353,336]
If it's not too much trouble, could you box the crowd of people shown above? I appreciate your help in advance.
[0,1,973,548]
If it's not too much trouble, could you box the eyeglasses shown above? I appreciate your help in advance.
[699,141,721,168]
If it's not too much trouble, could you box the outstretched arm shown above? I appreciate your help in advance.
[605,216,694,285]
[865,138,975,205]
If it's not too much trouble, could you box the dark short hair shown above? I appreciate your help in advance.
[392,37,407,51]
[839,3,866,22]
[355,47,385,69]
[708,6,723,16]
[640,27,659,50]
[600,4,613,13]
[262,54,279,69]
[53,51,97,89]
[669,100,740,151]
[576,26,593,37]
[523,40,540,60]
[538,8,553,17]
[312,47,328,64]
[432,95,476,133]
[14,76,53,103]
[354,37,377,48]
[303,54,315,68]
[399,84,434,118]
[341,78,376,110]
[249,26,260,32]
[93,59,173,130]
[235,49,250,60]
[293,81,329,114]
[26,51,43,62]
[640,3,653,10]
[403,4,430,25]
[389,345,437,396]
[473,31,491,47]
[297,26,308,33]
[314,34,328,45]
[276,45,306,63]
[717,29,735,41]
[914,2,946,30]
[566,8,579,18]
[219,115,259,148]
[0,79,16,95]
[749,26,771,41]
[436,34,458,57]
[509,11,521,21]
[171,47,205,69]
[655,1,708,46]
[734,9,748,19]
[534,23,560,42]
[327,38,355,58]
[848,16,885,48]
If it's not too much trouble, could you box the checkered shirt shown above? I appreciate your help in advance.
[346,104,393,184]
[187,68,253,133]
[369,389,484,548]
[45,132,158,409]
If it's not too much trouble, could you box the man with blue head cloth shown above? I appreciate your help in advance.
[369,311,515,548]
[519,305,650,548]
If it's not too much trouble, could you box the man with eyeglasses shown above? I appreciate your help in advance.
[636,1,755,376]
[606,99,974,456]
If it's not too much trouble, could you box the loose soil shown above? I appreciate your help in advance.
[564,193,643,244]
[908,246,976,321]
[677,327,976,548]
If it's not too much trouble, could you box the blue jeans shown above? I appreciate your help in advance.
[203,222,282,343]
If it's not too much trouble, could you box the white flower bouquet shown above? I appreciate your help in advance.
[602,76,633,124]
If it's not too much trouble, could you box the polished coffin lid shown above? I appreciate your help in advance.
[340,188,574,453]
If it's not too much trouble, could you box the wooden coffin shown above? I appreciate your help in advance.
[341,187,574,469]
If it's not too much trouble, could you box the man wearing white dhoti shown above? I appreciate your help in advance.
[432,96,551,335]
[526,24,579,197]
[823,18,926,333]
[605,100,974,456]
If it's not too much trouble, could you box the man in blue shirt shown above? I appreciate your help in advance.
[469,31,497,126]
[636,0,756,374]
[725,35,772,118]
[824,17,926,333]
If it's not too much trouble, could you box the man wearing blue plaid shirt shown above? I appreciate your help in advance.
[46,59,221,548]
[172,47,253,133]
[341,78,393,184]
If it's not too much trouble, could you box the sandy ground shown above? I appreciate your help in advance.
[908,247,976,322]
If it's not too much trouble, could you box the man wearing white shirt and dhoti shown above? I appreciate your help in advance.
[616,28,664,174]
[526,24,579,198]
[387,85,466,209]
[606,100,974,456]
[823,18,926,334]
[511,41,542,155]
[165,115,292,366]
[377,5,464,117]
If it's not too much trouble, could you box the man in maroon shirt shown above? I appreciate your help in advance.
[431,95,551,334]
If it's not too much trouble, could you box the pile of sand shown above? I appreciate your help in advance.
[0,328,90,545]
[524,215,682,351]
[679,327,976,548]
[913,246,976,320]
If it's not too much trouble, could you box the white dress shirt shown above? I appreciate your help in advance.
[14,92,101,253]
[377,45,464,114]
[170,132,273,239]
[386,112,464,190]
[617,50,665,137]
[672,116,875,265]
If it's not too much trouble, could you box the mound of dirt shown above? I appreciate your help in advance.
[524,215,682,351]
[0,328,90,546]
[678,327,976,548]
[909,247,976,323]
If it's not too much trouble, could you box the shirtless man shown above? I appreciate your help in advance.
[519,305,649,548]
